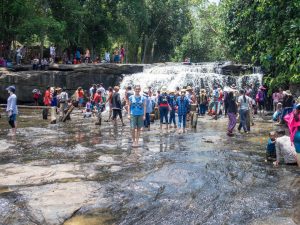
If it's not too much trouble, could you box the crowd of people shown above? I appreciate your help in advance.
[0,44,126,69]
[3,82,300,166]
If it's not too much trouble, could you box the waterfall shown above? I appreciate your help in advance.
[120,63,263,92]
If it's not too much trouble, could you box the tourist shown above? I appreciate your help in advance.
[211,86,220,120]
[128,85,146,147]
[6,86,18,135]
[272,102,282,122]
[105,51,110,63]
[32,57,39,70]
[278,87,284,104]
[225,91,237,136]
[50,45,56,60]
[113,48,120,63]
[43,86,52,106]
[51,88,59,108]
[111,86,125,126]
[272,90,279,112]
[256,86,265,116]
[89,84,97,99]
[58,87,68,118]
[75,49,81,64]
[280,90,294,124]
[176,89,190,134]
[198,89,208,116]
[83,99,92,118]
[93,89,103,106]
[266,131,277,161]
[284,104,300,167]
[157,86,170,129]
[237,89,250,133]
[85,48,90,63]
[32,89,41,106]
[124,86,134,114]
[16,46,22,65]
[106,87,114,121]
[120,45,125,63]
[41,58,49,70]
[273,130,298,167]
[168,90,177,128]
[75,87,85,108]
[97,83,106,102]
[143,91,153,130]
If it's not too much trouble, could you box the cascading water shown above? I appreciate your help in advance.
[120,63,263,92]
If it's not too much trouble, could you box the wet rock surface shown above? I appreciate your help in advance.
[0,109,299,225]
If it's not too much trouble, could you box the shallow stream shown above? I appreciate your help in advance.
[0,109,299,225]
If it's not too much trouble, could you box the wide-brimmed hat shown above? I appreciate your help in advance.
[6,86,16,92]
[186,86,192,91]
[161,86,167,93]
[169,90,175,94]
[200,89,206,93]
[285,90,292,95]
[181,89,186,93]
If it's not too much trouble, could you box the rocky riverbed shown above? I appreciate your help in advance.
[0,109,299,225]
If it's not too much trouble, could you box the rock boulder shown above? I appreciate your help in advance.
[0,63,144,103]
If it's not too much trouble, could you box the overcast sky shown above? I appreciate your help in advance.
[209,0,220,4]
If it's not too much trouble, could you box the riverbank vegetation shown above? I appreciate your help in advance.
[0,0,299,89]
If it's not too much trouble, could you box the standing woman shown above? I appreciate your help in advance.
[237,90,250,133]
[6,86,18,135]
[285,104,300,167]
[225,91,237,136]
[157,86,170,130]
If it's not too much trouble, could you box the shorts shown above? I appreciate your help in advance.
[9,114,17,122]
[79,98,84,105]
[113,109,122,119]
[130,115,143,129]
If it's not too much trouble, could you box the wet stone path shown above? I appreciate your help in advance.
[0,109,299,225]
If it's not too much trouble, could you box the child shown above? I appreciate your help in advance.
[272,102,282,122]
[266,131,277,161]
[83,100,92,118]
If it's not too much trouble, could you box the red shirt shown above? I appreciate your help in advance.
[44,90,51,106]
[93,93,102,104]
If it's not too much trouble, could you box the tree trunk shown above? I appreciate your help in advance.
[40,37,44,60]
[142,35,148,64]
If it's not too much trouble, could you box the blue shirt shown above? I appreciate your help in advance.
[266,138,276,154]
[176,96,190,115]
[169,95,177,110]
[129,95,145,116]
[6,94,18,115]
[144,96,153,113]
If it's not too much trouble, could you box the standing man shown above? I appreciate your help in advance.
[111,86,125,126]
[176,89,190,134]
[212,85,220,120]
[6,86,18,135]
[128,85,146,147]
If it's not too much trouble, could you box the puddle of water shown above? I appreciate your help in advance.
[63,214,114,225]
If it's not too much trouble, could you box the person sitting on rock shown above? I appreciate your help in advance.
[273,130,298,167]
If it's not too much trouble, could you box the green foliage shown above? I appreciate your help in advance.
[222,0,300,90]
[173,1,227,62]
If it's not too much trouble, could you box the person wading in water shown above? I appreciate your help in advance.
[128,85,146,147]
[6,86,18,135]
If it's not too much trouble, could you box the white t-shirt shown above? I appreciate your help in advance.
[238,95,250,110]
